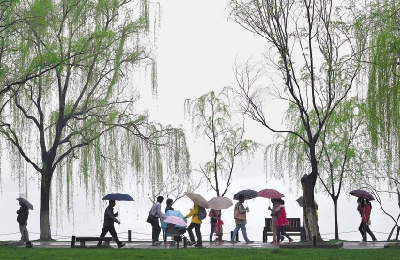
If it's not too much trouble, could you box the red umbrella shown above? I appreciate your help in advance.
[257,189,285,199]
[350,189,375,201]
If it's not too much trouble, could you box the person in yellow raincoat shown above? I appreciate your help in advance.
[184,204,203,247]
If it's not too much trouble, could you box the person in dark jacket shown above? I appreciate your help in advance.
[17,202,33,248]
[163,198,174,244]
[97,200,125,248]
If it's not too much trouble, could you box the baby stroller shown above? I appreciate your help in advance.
[161,210,187,249]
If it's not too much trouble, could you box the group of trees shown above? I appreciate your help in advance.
[1,0,399,241]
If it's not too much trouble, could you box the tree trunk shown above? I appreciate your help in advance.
[40,172,52,240]
[301,171,320,241]
[333,198,339,240]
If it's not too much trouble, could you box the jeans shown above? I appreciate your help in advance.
[231,224,250,242]
[210,220,216,241]
[97,226,122,246]
[277,226,292,242]
[19,224,30,243]
[151,218,161,242]
[362,221,376,242]
[187,223,202,245]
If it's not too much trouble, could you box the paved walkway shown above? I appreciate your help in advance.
[7,240,389,249]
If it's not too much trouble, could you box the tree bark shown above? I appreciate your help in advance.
[301,172,320,241]
[333,198,339,240]
[40,172,53,240]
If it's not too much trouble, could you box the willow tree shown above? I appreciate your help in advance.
[1,0,64,97]
[184,87,259,197]
[229,0,367,240]
[0,0,190,239]
[357,1,400,182]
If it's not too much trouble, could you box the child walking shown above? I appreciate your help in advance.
[214,214,224,244]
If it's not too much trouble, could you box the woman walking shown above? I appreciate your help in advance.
[276,199,293,245]
[209,209,219,243]
[229,195,254,244]
[359,198,377,245]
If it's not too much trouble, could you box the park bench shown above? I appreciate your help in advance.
[262,218,303,242]
[71,236,114,247]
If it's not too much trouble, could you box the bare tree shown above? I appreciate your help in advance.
[228,0,367,240]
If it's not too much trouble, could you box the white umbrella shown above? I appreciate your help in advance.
[184,192,209,208]
[208,196,233,210]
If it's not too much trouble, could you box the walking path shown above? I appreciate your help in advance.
[7,240,390,249]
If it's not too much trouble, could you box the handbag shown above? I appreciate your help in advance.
[146,213,156,224]
[234,207,246,221]
[367,219,371,225]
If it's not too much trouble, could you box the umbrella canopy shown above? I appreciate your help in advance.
[161,210,186,230]
[184,192,209,208]
[17,197,33,210]
[233,189,258,200]
[164,216,187,227]
[257,189,285,199]
[350,189,375,201]
[102,193,134,201]
[208,196,233,210]
[296,196,319,210]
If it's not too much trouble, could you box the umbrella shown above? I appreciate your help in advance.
[164,216,187,227]
[350,189,375,201]
[296,196,318,210]
[16,197,33,210]
[161,210,187,230]
[208,196,233,210]
[184,192,209,208]
[233,189,258,200]
[102,193,134,201]
[257,189,285,199]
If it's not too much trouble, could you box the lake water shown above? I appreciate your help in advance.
[1,161,398,243]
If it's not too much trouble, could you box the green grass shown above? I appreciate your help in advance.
[0,246,399,260]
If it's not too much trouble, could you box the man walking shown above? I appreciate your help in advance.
[97,200,125,248]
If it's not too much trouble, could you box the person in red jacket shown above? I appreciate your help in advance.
[360,198,377,245]
[275,199,293,245]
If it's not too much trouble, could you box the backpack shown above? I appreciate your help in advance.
[197,206,207,220]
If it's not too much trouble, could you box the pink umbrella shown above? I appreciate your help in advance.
[257,189,285,199]
[164,216,187,227]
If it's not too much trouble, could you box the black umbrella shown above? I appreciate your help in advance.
[17,197,33,210]
[233,189,258,200]
[102,193,134,201]
[350,189,375,201]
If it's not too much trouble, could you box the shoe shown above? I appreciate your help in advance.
[269,241,274,244]
[118,243,125,248]
[359,241,367,246]
[273,241,279,245]
[289,239,294,242]
[246,241,254,244]
[229,240,236,244]
[152,242,161,246]
[194,244,203,247]
[187,241,196,246]
[280,237,285,242]
[25,242,33,248]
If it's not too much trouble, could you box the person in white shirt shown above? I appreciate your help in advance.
[149,196,166,245]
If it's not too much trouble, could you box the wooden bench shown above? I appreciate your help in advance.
[262,218,303,242]
[71,236,114,247]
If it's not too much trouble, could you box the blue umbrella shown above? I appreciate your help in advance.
[233,189,258,200]
[161,210,186,230]
[17,197,33,210]
[102,193,134,201]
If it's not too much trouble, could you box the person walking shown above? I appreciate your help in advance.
[229,195,254,244]
[97,200,125,248]
[215,214,224,244]
[209,209,219,243]
[359,198,377,245]
[268,199,279,244]
[276,199,293,244]
[149,196,166,246]
[16,201,33,248]
[184,203,203,247]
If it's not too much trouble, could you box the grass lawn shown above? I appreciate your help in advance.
[0,246,399,260]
